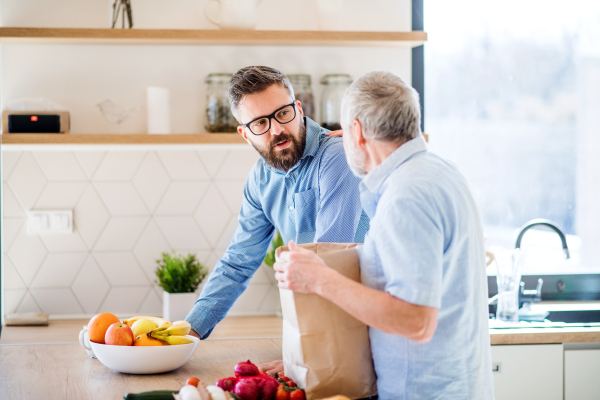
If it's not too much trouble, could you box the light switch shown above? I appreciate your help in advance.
[28,210,73,234]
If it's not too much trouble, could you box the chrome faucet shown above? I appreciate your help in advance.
[515,218,570,259]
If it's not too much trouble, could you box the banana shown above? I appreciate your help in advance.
[154,320,191,336]
[149,333,195,345]
[123,316,172,328]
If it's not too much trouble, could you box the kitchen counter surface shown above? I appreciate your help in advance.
[3,315,600,346]
[2,315,600,399]
[0,338,283,400]
[0,316,283,345]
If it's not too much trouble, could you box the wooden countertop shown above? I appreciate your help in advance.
[3,316,600,346]
[0,316,283,345]
[0,338,282,400]
[2,316,600,399]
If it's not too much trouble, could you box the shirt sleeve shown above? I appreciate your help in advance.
[376,195,445,308]
[185,175,274,339]
[314,141,365,243]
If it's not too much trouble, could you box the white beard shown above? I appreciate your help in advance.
[346,140,368,178]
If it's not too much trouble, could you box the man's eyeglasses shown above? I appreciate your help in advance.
[241,102,297,136]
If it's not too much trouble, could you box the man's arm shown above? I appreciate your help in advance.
[314,141,365,242]
[275,241,439,343]
[186,178,274,339]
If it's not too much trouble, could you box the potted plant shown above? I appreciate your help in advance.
[155,251,208,321]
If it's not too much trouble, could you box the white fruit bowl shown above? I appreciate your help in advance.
[90,338,199,374]
[79,326,200,374]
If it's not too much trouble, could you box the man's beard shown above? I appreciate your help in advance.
[252,122,307,172]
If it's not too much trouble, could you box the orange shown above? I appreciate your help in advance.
[134,334,164,346]
[88,313,120,344]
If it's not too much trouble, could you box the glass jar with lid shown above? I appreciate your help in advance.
[205,73,238,133]
[319,74,352,131]
[288,74,315,121]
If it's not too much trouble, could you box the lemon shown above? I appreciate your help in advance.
[131,318,158,337]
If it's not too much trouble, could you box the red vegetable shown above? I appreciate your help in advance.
[275,388,289,400]
[234,360,260,378]
[289,390,305,400]
[234,377,260,400]
[186,377,200,387]
[256,374,279,400]
[216,376,238,391]
[286,380,296,388]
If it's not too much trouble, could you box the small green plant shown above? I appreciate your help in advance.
[155,251,208,293]
[264,231,285,267]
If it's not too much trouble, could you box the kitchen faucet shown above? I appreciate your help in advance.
[513,219,570,310]
[515,218,570,259]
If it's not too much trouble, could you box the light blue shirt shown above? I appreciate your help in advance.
[358,136,494,399]
[187,117,369,338]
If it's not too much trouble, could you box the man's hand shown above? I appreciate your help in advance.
[188,329,201,339]
[326,129,343,137]
[274,241,335,295]
[258,360,284,375]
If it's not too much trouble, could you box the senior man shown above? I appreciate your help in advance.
[275,71,494,399]
[186,66,369,339]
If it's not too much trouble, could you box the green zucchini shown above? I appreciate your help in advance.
[123,390,178,400]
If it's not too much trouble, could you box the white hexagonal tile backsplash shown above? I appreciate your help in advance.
[2,148,277,318]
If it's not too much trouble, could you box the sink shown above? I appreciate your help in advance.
[545,310,600,323]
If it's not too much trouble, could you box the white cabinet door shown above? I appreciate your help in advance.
[565,349,600,400]
[491,344,563,400]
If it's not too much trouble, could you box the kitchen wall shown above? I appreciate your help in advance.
[1,0,412,318]
[2,147,281,317]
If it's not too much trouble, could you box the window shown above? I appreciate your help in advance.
[425,0,600,278]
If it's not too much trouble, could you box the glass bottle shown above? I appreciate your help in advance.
[319,74,352,131]
[288,74,315,121]
[205,73,238,133]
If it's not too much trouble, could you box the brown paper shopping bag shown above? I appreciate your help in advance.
[276,243,377,399]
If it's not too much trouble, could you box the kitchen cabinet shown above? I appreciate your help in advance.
[491,344,563,400]
[564,348,600,400]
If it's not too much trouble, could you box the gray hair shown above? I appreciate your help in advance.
[341,71,421,143]
[228,66,295,121]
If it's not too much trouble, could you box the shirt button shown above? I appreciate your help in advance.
[286,174,290,178]
[289,205,294,211]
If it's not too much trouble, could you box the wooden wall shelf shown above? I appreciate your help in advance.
[0,27,427,47]
[1,133,246,145]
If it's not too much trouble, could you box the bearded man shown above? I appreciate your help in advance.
[186,66,369,340]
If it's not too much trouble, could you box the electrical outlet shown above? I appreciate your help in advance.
[28,210,73,234]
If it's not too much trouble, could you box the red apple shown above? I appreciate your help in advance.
[104,323,134,346]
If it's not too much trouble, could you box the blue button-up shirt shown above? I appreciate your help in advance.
[187,117,369,338]
[359,136,494,399]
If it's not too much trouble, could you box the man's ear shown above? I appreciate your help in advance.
[353,119,366,148]
[296,100,304,118]
[238,125,252,145]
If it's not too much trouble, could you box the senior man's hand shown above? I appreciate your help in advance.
[274,241,335,295]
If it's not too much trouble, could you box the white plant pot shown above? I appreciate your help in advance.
[162,291,198,321]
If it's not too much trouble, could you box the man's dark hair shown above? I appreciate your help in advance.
[228,66,295,121]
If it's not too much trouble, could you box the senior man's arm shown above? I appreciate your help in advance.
[275,241,439,343]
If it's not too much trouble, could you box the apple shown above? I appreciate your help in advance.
[131,319,158,338]
[105,323,134,346]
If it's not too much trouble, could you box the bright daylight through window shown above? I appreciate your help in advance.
[425,0,600,275]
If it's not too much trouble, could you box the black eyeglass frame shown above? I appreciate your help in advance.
[241,101,297,136]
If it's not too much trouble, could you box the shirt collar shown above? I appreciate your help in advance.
[361,135,428,194]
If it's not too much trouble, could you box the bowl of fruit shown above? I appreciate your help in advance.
[79,313,199,374]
